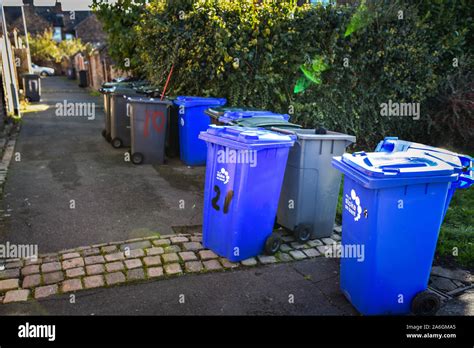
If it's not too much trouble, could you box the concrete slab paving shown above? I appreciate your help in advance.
[0,257,358,316]
[0,77,205,253]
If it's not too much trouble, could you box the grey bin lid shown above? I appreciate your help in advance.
[127,97,173,105]
[272,127,356,143]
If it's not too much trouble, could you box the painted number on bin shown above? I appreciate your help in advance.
[144,110,165,138]
[29,80,38,91]
[211,185,234,214]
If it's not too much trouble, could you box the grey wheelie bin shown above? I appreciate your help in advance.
[274,128,356,242]
[128,97,173,165]
[79,70,88,88]
[99,85,115,142]
[109,86,140,148]
[22,74,41,102]
[100,80,149,142]
[166,99,181,158]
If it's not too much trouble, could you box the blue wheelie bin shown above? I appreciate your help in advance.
[205,108,301,130]
[375,137,473,217]
[332,151,466,315]
[173,96,227,166]
[199,126,295,261]
[218,110,290,124]
[205,107,263,125]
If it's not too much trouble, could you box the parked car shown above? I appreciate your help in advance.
[31,63,55,77]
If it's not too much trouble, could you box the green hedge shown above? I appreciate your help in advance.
[93,0,473,149]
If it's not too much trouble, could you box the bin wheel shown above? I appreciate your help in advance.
[264,233,281,255]
[131,152,144,165]
[101,129,106,138]
[294,224,312,243]
[111,138,123,149]
[411,290,441,316]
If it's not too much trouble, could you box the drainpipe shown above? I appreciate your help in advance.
[21,4,32,74]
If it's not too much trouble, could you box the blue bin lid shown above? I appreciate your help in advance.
[219,110,290,123]
[332,151,458,189]
[341,152,454,178]
[376,137,473,174]
[173,96,227,107]
[199,125,295,150]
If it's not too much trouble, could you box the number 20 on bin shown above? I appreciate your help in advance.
[144,111,165,138]
[212,186,234,214]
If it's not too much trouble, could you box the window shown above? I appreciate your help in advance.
[53,27,62,42]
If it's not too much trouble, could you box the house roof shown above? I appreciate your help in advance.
[6,4,93,35]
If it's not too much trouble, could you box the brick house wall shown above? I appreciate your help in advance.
[88,51,106,90]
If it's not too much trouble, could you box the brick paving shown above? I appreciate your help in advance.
[0,227,350,303]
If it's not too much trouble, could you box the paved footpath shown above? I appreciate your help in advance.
[0,233,357,315]
[0,77,204,253]
[0,227,356,314]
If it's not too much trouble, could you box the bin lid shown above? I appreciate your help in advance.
[219,110,290,123]
[22,74,40,78]
[332,152,458,189]
[232,117,301,129]
[272,128,355,142]
[340,152,454,178]
[111,86,141,97]
[199,125,295,150]
[376,137,472,174]
[173,96,227,107]
[127,97,173,105]
[205,106,262,118]
[134,86,161,96]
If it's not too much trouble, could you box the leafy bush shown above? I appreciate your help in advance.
[29,30,89,65]
[93,0,473,149]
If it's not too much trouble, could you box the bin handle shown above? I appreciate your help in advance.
[352,151,367,157]
[270,127,292,135]
[381,167,400,175]
[458,173,474,189]
[126,103,131,117]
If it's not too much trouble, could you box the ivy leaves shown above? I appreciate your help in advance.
[344,0,374,37]
[294,55,329,93]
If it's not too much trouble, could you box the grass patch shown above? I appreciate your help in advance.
[89,90,101,97]
[435,183,474,270]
